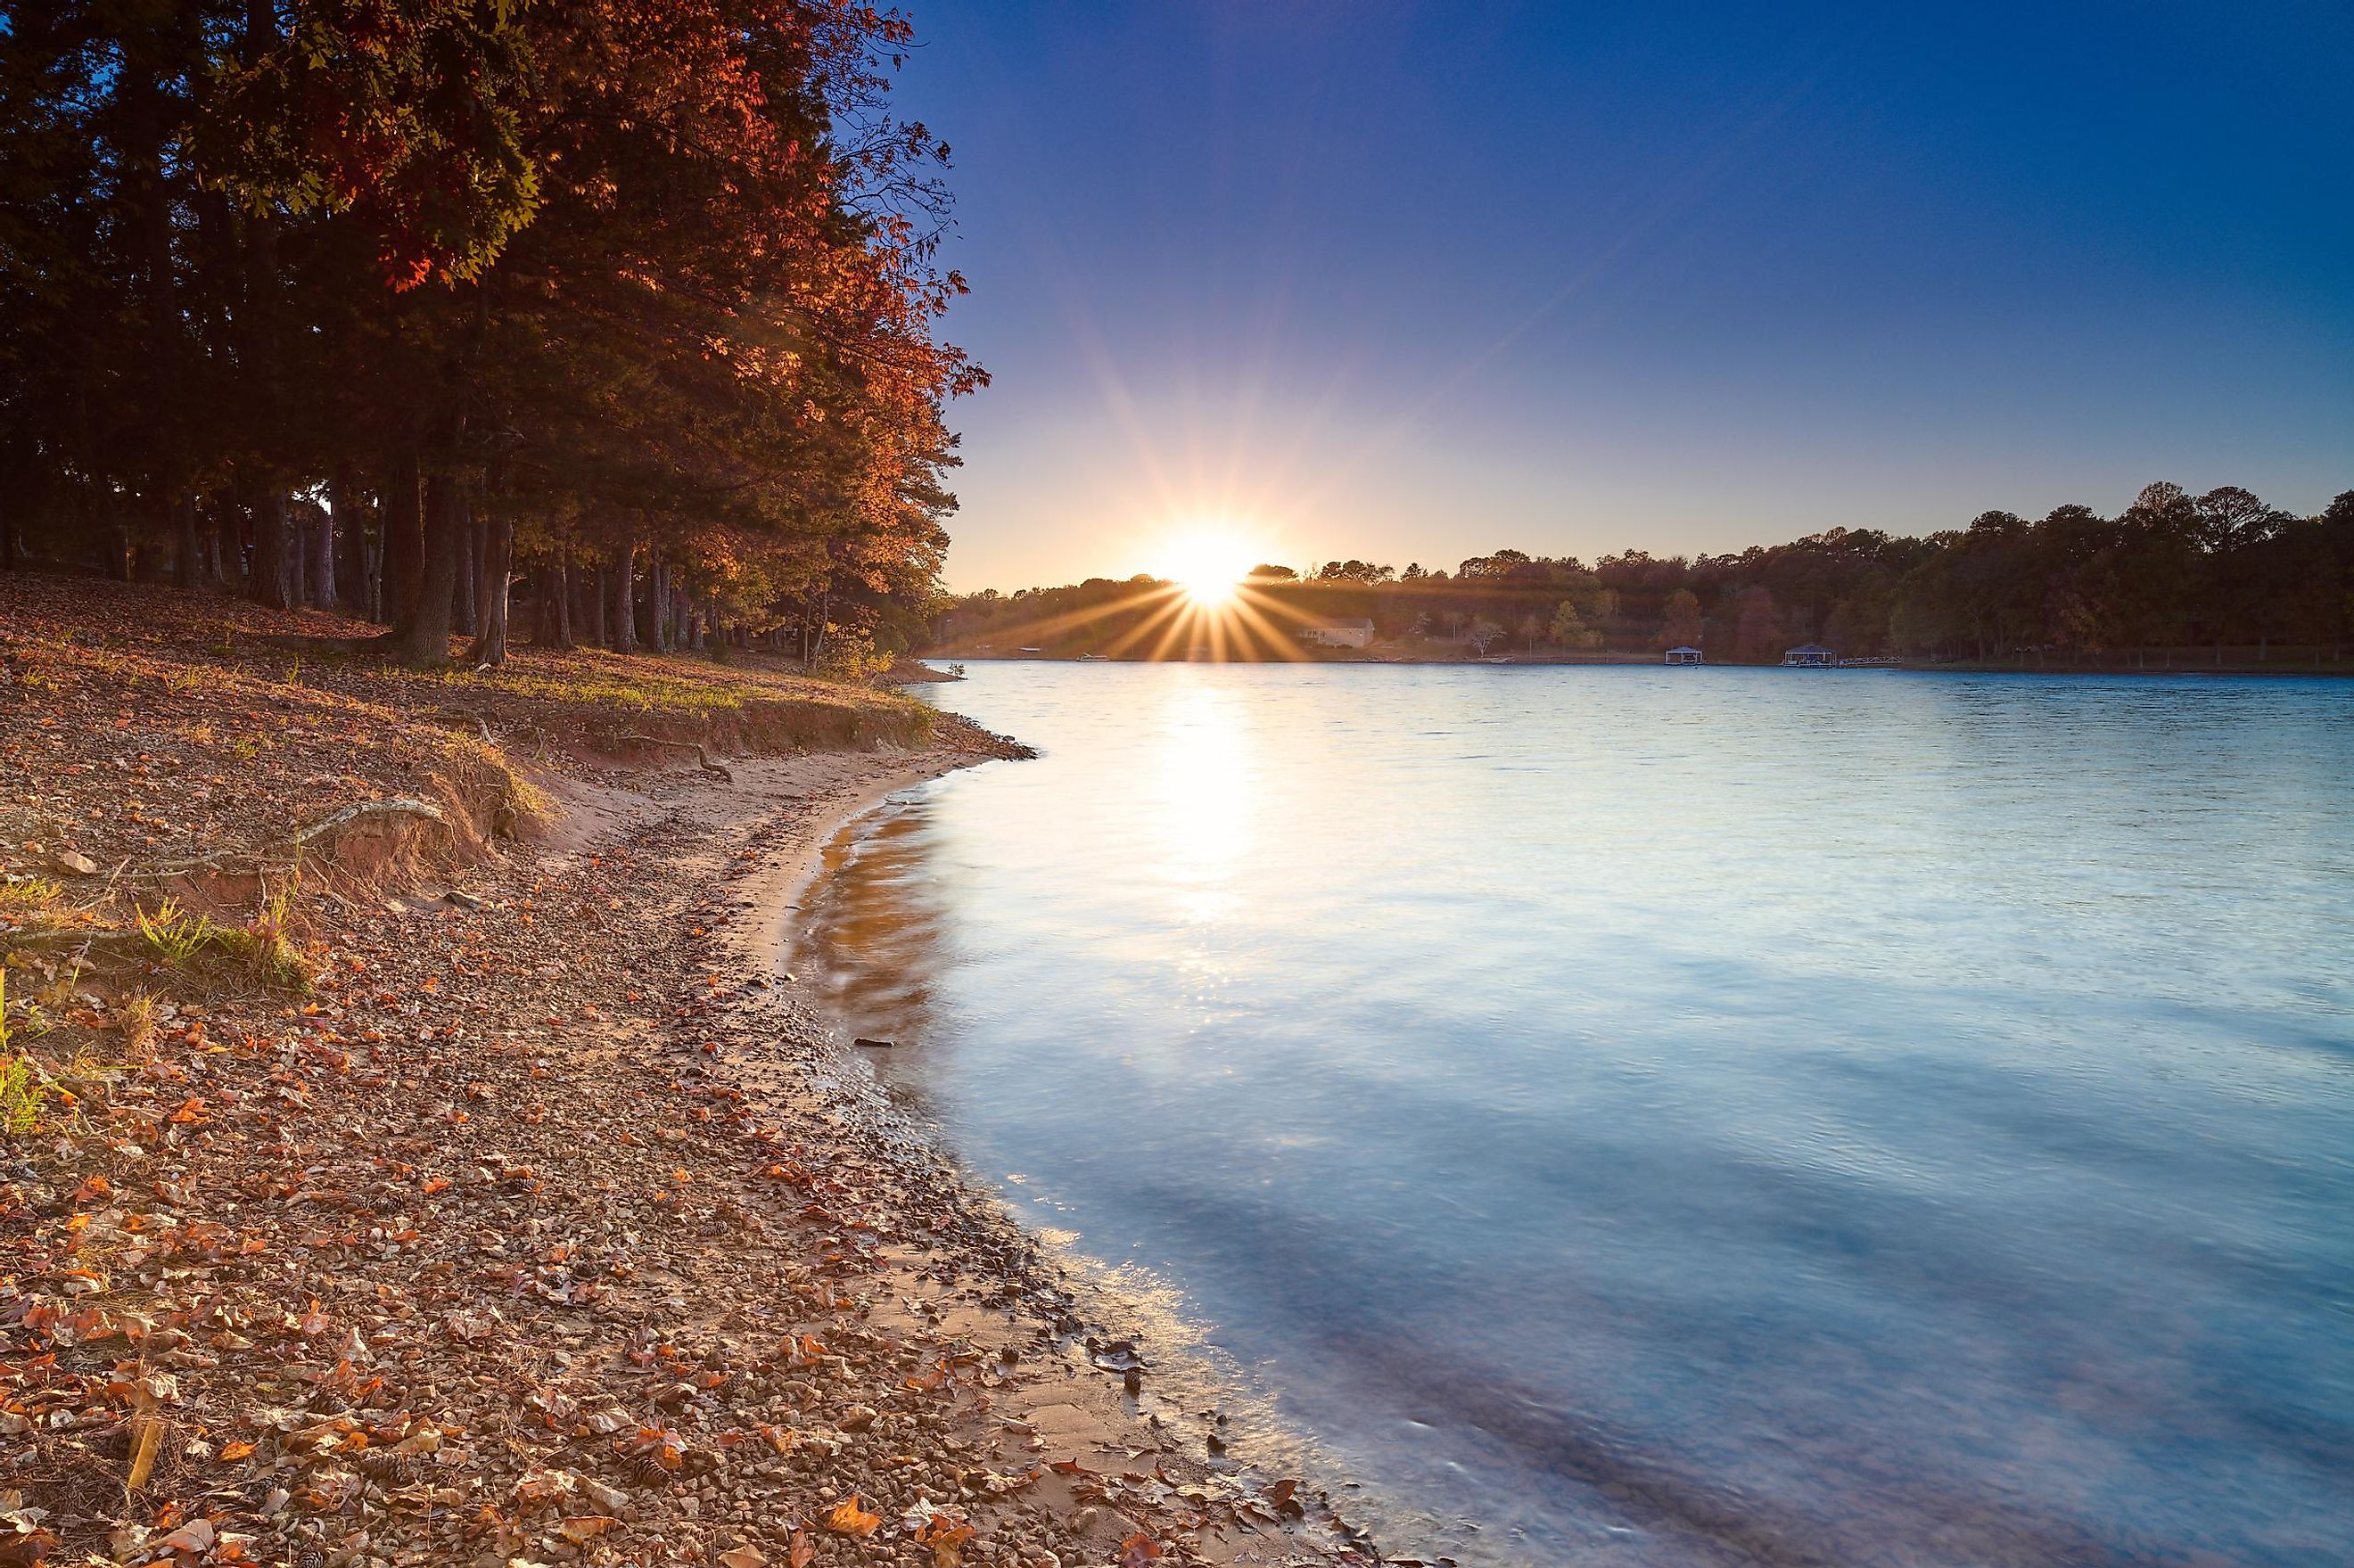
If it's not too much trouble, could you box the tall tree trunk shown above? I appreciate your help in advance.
[467,513,513,668]
[290,506,308,607]
[611,534,638,653]
[250,484,293,608]
[454,513,479,636]
[803,588,829,671]
[588,564,608,650]
[124,29,195,596]
[309,503,335,609]
[329,469,366,614]
[385,472,463,666]
[382,445,424,628]
[554,559,575,649]
[173,496,199,590]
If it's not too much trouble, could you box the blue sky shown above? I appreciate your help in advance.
[893,1,2354,591]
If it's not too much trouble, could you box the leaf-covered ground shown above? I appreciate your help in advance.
[0,574,1378,1568]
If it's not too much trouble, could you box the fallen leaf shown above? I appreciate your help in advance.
[823,1496,880,1539]
[218,1440,256,1462]
[787,1529,816,1568]
[916,1514,977,1568]
[157,1517,216,1554]
[1119,1533,1163,1568]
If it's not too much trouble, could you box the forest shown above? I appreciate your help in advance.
[0,1,979,671]
[935,482,2354,666]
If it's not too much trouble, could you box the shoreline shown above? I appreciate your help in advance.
[690,748,1397,1567]
[0,572,1376,1568]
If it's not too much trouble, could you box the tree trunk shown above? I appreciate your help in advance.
[382,446,424,628]
[588,564,608,650]
[553,559,575,649]
[330,470,366,614]
[611,535,638,653]
[802,588,829,671]
[467,513,513,668]
[173,496,199,590]
[309,503,335,610]
[454,513,479,636]
[290,507,309,607]
[385,472,463,666]
[250,484,293,608]
[125,32,195,599]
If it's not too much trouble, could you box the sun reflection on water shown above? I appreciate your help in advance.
[1148,678,1255,920]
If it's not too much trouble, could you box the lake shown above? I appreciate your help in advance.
[792,661,2354,1566]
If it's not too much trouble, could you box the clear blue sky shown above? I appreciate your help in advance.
[893,1,2354,593]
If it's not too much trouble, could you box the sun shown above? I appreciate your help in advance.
[1159,530,1259,608]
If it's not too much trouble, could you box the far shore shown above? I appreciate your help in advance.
[924,647,2354,677]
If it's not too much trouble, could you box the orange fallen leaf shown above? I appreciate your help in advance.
[1119,1535,1163,1568]
[219,1439,256,1461]
[823,1495,880,1538]
[916,1515,977,1568]
[787,1529,816,1568]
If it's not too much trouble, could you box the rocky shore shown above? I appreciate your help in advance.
[0,574,1392,1568]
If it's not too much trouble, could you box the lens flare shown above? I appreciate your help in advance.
[1160,532,1258,607]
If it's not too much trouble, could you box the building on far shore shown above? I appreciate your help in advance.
[1664,645,1704,665]
[1297,618,1376,650]
[1781,643,1838,668]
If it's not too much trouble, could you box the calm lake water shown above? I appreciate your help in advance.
[794,662,2354,1567]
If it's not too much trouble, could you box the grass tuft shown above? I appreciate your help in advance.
[0,972,50,1137]
[136,898,313,991]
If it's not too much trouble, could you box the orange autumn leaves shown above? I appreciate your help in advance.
[916,1514,978,1568]
[823,1495,881,1537]
[820,1500,976,1568]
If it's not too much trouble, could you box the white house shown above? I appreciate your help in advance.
[1664,645,1704,665]
[1298,618,1375,650]
[1781,643,1838,668]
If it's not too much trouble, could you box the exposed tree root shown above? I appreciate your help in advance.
[615,733,735,782]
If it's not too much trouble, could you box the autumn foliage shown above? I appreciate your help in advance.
[0,1,982,669]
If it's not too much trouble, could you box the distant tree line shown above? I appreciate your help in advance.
[935,483,2354,666]
[0,2,980,671]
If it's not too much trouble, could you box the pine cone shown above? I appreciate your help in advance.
[353,1449,425,1487]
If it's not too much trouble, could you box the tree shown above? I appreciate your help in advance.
[1465,617,1504,655]
[1552,598,1601,649]
[0,1,980,671]
[1733,586,1782,661]
[1656,587,1702,649]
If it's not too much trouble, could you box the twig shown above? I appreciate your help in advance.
[615,734,734,783]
